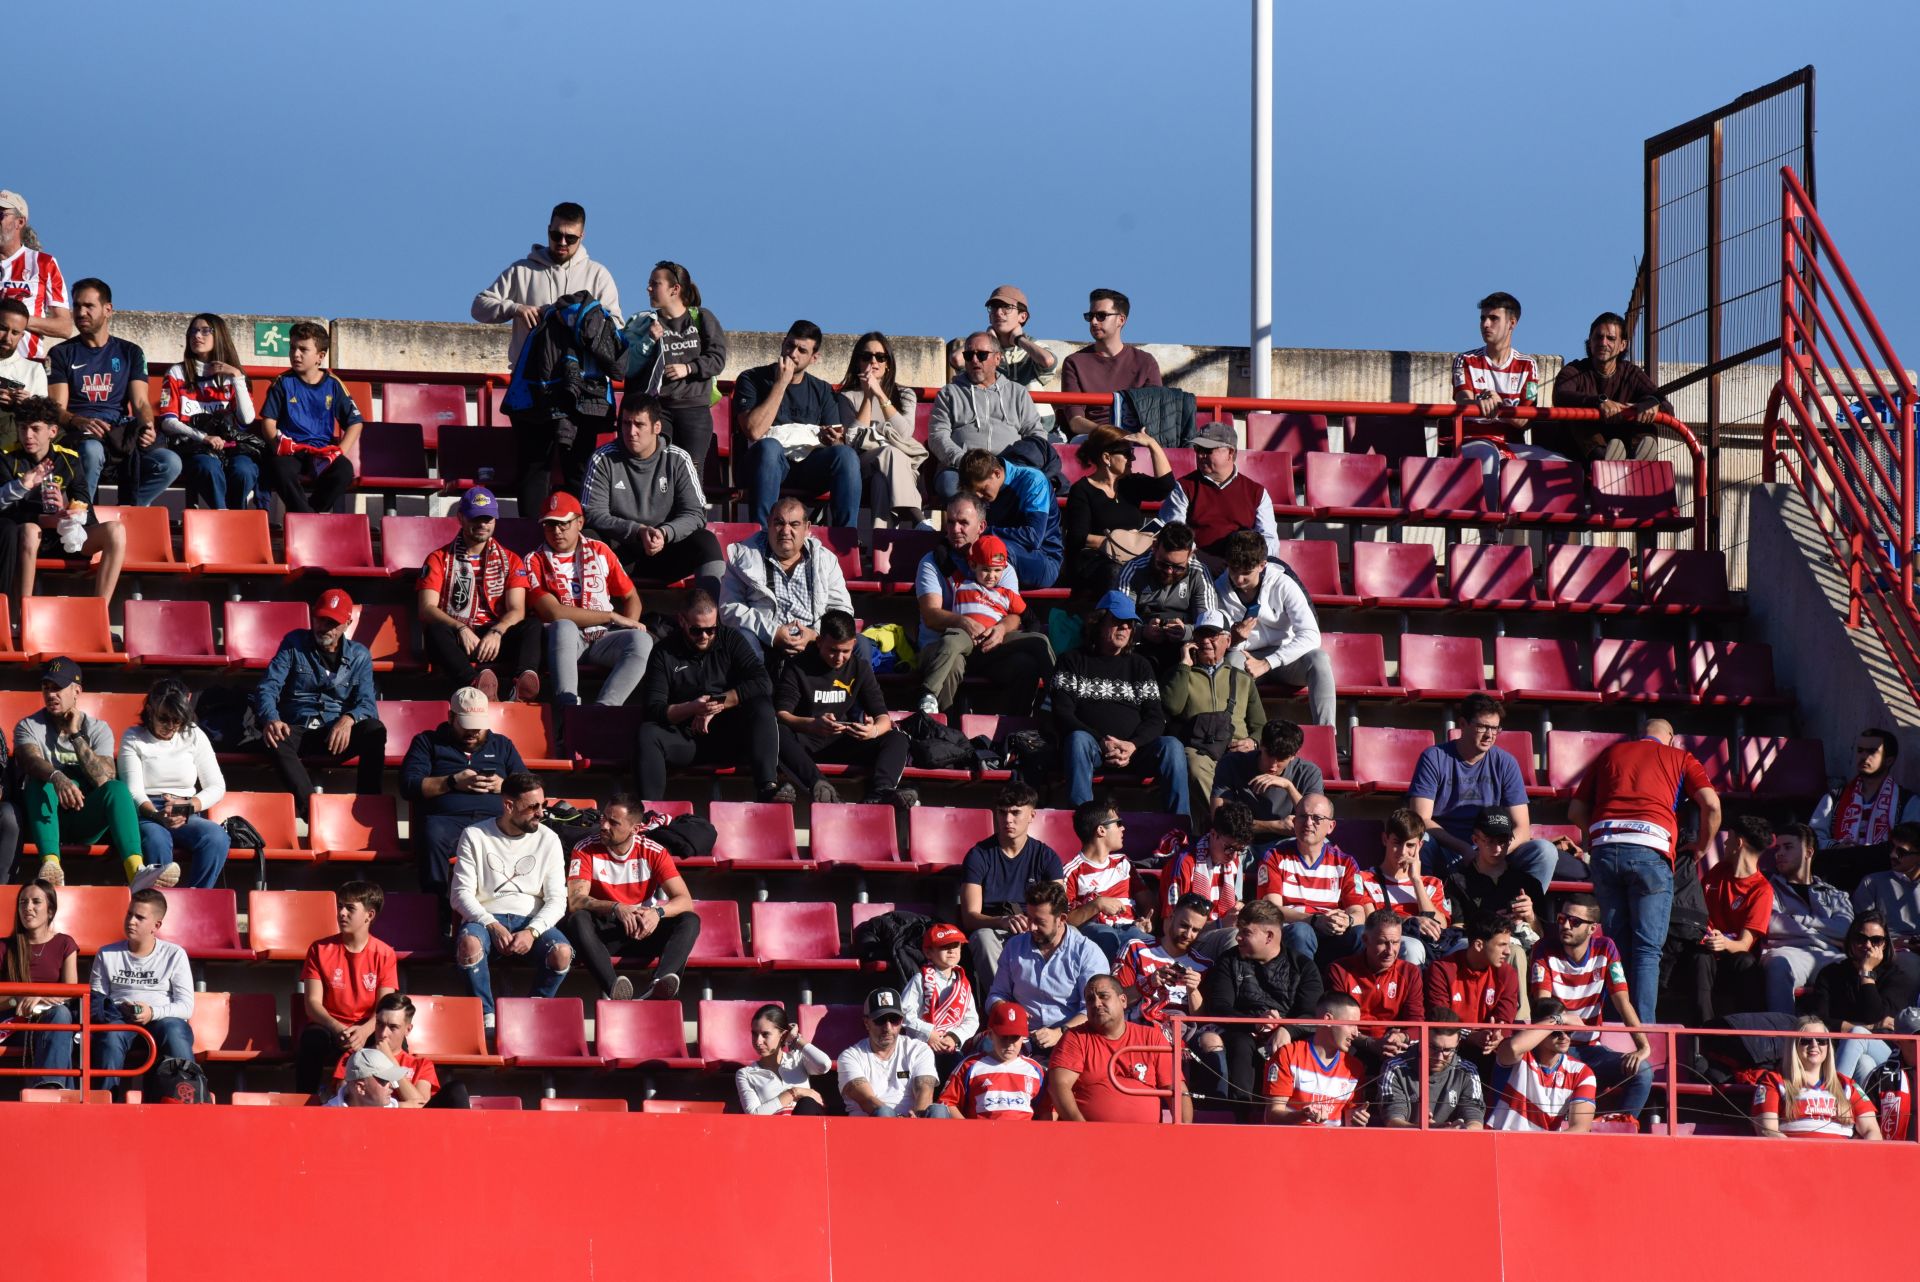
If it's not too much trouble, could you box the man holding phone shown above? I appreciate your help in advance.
[771,609,914,809]
[400,686,527,898]
[89,889,195,1095]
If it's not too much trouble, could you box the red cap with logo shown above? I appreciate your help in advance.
[923,922,966,951]
[969,535,1009,569]
[541,492,584,523]
[314,588,356,625]
[987,1001,1030,1037]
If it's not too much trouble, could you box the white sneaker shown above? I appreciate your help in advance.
[36,857,63,887]
[916,693,940,716]
[131,862,182,893]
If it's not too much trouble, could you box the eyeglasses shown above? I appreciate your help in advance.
[1468,723,1502,736]
[858,350,888,363]
[1299,813,1335,827]
[1098,817,1125,830]
[1084,310,1122,322]
[685,625,718,638]
[547,230,581,245]
[965,350,996,361]
[1556,913,1596,927]
[1859,935,1889,947]
[187,325,214,336]
[986,301,1020,312]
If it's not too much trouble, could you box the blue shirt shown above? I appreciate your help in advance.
[730,366,849,430]
[261,372,362,447]
[962,836,1064,908]
[1407,741,1529,842]
[400,726,528,822]
[251,630,379,726]
[47,336,146,424]
[987,927,1107,1030]
[986,462,1062,563]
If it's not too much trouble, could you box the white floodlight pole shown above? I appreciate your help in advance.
[1251,0,1274,401]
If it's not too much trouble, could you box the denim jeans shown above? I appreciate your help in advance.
[547,621,653,707]
[1282,919,1363,962]
[183,451,262,509]
[746,438,860,527]
[1572,1040,1654,1117]
[1588,842,1674,1024]
[1002,542,1062,591]
[457,912,571,1017]
[1837,1035,1893,1082]
[139,809,231,888]
[870,1102,956,1118]
[1763,943,1842,1015]
[1064,730,1189,817]
[123,445,184,507]
[90,1001,195,1092]
[1081,922,1153,964]
[25,1001,77,1089]
[70,434,105,504]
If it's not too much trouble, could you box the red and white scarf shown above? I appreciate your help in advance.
[921,966,973,1033]
[1834,776,1901,846]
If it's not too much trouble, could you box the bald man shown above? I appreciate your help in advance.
[1566,719,1722,1022]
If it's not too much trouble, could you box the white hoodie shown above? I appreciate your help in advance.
[1214,562,1322,667]
[472,243,624,363]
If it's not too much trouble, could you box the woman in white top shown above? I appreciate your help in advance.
[118,679,230,889]
[837,332,929,528]
[156,313,263,510]
[735,1003,831,1116]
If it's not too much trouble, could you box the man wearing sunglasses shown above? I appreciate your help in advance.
[1530,891,1654,1121]
[471,201,623,365]
[1060,288,1162,434]
[927,330,1050,500]
[1853,823,1920,950]
[634,590,784,803]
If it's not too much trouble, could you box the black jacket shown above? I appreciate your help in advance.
[1806,956,1920,1027]
[1199,946,1323,1030]
[638,624,772,721]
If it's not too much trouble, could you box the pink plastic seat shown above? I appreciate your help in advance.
[1399,456,1486,521]
[374,701,447,765]
[1305,452,1397,521]
[686,901,759,969]
[907,807,992,873]
[1448,544,1538,608]
[1594,639,1686,704]
[496,998,607,1069]
[1494,637,1605,703]
[381,382,468,448]
[751,902,858,970]
[285,513,381,578]
[159,889,255,961]
[1233,450,1304,516]
[1352,542,1442,610]
[799,1003,868,1059]
[351,602,420,673]
[1298,724,1349,792]
[872,529,941,594]
[1396,634,1485,701]
[1027,808,1079,858]
[1546,731,1629,796]
[709,801,804,870]
[1274,540,1360,607]
[595,1000,703,1069]
[539,1097,627,1112]
[124,599,230,668]
[1319,632,1395,698]
[183,509,287,576]
[1543,544,1636,614]
[1674,734,1736,792]
[1499,459,1587,525]
[810,802,906,871]
[1688,641,1784,706]
[1590,460,1680,528]
[1242,412,1327,455]
[378,515,462,578]
[696,1000,768,1067]
[352,422,435,489]
[1643,550,1732,614]
[224,601,311,669]
[1348,727,1434,793]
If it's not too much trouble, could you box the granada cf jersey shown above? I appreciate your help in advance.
[1452,347,1540,439]
[937,1051,1047,1120]
[1261,1041,1364,1125]
[0,246,67,360]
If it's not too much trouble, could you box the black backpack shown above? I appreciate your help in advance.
[900,712,974,771]
[649,813,718,862]
[150,1056,211,1104]
[853,909,936,980]
[543,800,602,850]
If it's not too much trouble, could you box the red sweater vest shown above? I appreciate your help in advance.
[1179,472,1263,554]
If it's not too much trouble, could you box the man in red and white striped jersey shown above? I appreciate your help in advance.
[0,193,72,361]
[1529,890,1653,1119]
[1064,796,1149,961]
[1159,803,1252,958]
[1327,910,1425,1064]
[1256,793,1363,963]
[1262,993,1369,1126]
[561,795,701,1002]
[937,1000,1048,1120]
[1452,290,1561,477]
[1488,998,1597,1132]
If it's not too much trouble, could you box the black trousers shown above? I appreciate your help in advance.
[563,906,702,996]
[777,726,910,792]
[514,412,607,517]
[1675,946,1763,1027]
[636,698,777,797]
[267,453,356,514]
[614,528,726,593]
[657,402,715,478]
[261,720,388,819]
[295,1024,342,1095]
[969,637,1054,716]
[423,618,544,692]
[1218,1025,1270,1106]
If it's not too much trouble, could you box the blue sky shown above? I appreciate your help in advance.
[11,0,1916,365]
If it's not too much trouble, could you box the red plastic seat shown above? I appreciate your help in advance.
[1399,456,1486,521]
[380,383,468,449]
[1242,412,1327,456]
[1274,539,1360,607]
[539,1097,627,1112]
[687,901,759,969]
[22,597,125,664]
[497,998,607,1069]
[124,599,230,668]
[351,602,420,673]
[696,999,767,1066]
[1318,632,1395,698]
[307,794,403,863]
[810,526,867,587]
[1233,450,1304,516]
[378,515,461,578]
[1546,731,1629,796]
[1396,634,1485,701]
[1296,724,1348,792]
[482,384,509,427]
[230,1092,315,1107]
[161,889,255,961]
[224,601,311,669]
[367,891,450,962]
[468,1095,524,1110]
[595,1000,703,1069]
[1027,808,1079,860]
[871,529,941,595]
[809,803,905,871]
[489,703,570,772]
[799,1003,868,1058]
[1590,460,1680,528]
[1740,736,1827,800]
[751,902,858,970]
[183,509,287,576]
[849,902,898,933]
[1448,544,1537,608]
[1348,727,1434,794]
[907,807,992,872]
[93,505,183,574]
[1689,641,1783,706]
[1495,636,1605,703]
[709,801,804,870]
[641,1098,724,1115]
[436,425,521,487]
[1594,639,1685,704]
[406,994,503,1067]
[18,886,126,954]
[204,791,305,863]
[246,890,337,961]
[75,693,142,742]
[375,701,448,765]
[706,522,761,562]
[1674,733,1736,792]
[285,513,382,578]
[1352,542,1442,609]
[1052,442,1095,488]
[1642,549,1732,614]
[1484,729,1541,789]
[1305,452,1397,521]
[352,422,436,489]
[1499,459,1587,525]
[190,992,287,1063]
[1543,544,1635,614]
[557,704,642,772]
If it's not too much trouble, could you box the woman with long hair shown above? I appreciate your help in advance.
[118,678,230,889]
[1751,1014,1883,1138]
[837,332,928,528]
[1062,422,1173,597]
[2,880,80,1089]
[155,313,263,508]
[1807,909,1915,1082]
[735,1003,831,1115]
[630,261,727,473]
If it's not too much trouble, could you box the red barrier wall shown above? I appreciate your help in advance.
[13,1103,1914,1282]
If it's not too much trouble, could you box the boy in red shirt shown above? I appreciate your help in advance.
[296,881,400,1095]
[1425,912,1519,1074]
[1262,992,1369,1126]
[1679,814,1775,1027]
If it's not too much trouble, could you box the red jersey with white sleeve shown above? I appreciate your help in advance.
[1345,867,1451,923]
[418,538,530,630]
[156,364,256,429]
[1452,347,1541,441]
[1254,841,1360,916]
[1325,956,1424,1029]
[526,536,636,643]
[1425,957,1519,1026]
[1574,738,1714,863]
[1114,938,1210,1028]
[0,246,68,361]
[1750,1072,1872,1137]
[1528,937,1629,1043]
[1062,851,1136,925]
[566,834,679,907]
[1261,1041,1364,1125]
[1158,832,1240,923]
[1489,1050,1596,1132]
[937,1051,1047,1120]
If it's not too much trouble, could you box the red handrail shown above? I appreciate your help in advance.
[0,981,158,1091]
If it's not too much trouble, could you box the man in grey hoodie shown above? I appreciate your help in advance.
[582,394,724,592]
[928,332,1049,499]
[470,201,623,363]
[720,497,855,678]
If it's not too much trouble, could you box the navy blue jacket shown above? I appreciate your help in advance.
[400,726,527,822]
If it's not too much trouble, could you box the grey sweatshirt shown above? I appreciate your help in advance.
[471,243,624,363]
[581,440,709,546]
[927,376,1046,468]
[91,940,194,1022]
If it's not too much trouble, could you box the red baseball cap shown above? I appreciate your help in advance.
[987,1001,1030,1037]
[314,588,356,625]
[541,492,584,523]
[923,923,966,951]
[969,534,1009,569]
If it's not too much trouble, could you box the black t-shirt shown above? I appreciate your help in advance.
[774,647,885,730]
[1444,861,1547,926]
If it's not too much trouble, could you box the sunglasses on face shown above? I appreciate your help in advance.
[1859,935,1889,947]
[1557,913,1596,927]
[685,625,718,638]
[1084,311,1121,322]
[548,230,581,245]
[965,350,995,361]
[858,351,888,363]
[987,301,1020,312]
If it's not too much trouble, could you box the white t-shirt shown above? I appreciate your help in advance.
[836,1036,937,1116]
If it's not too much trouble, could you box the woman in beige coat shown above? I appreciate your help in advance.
[837,331,929,528]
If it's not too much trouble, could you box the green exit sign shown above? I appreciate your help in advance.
[253,321,290,357]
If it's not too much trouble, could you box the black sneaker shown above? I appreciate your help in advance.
[759,782,797,805]
[811,779,841,804]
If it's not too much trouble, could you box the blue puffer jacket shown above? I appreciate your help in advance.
[251,631,378,727]
[988,462,1064,565]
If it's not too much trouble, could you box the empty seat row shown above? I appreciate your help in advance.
[1278,541,1732,615]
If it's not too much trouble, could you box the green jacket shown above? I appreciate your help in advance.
[1162,661,1266,746]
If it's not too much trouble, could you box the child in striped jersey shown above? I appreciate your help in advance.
[953,535,1026,630]
[937,1000,1048,1120]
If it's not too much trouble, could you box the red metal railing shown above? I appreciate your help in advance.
[1100,1013,1918,1138]
[0,981,157,1092]
[1765,165,1920,706]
